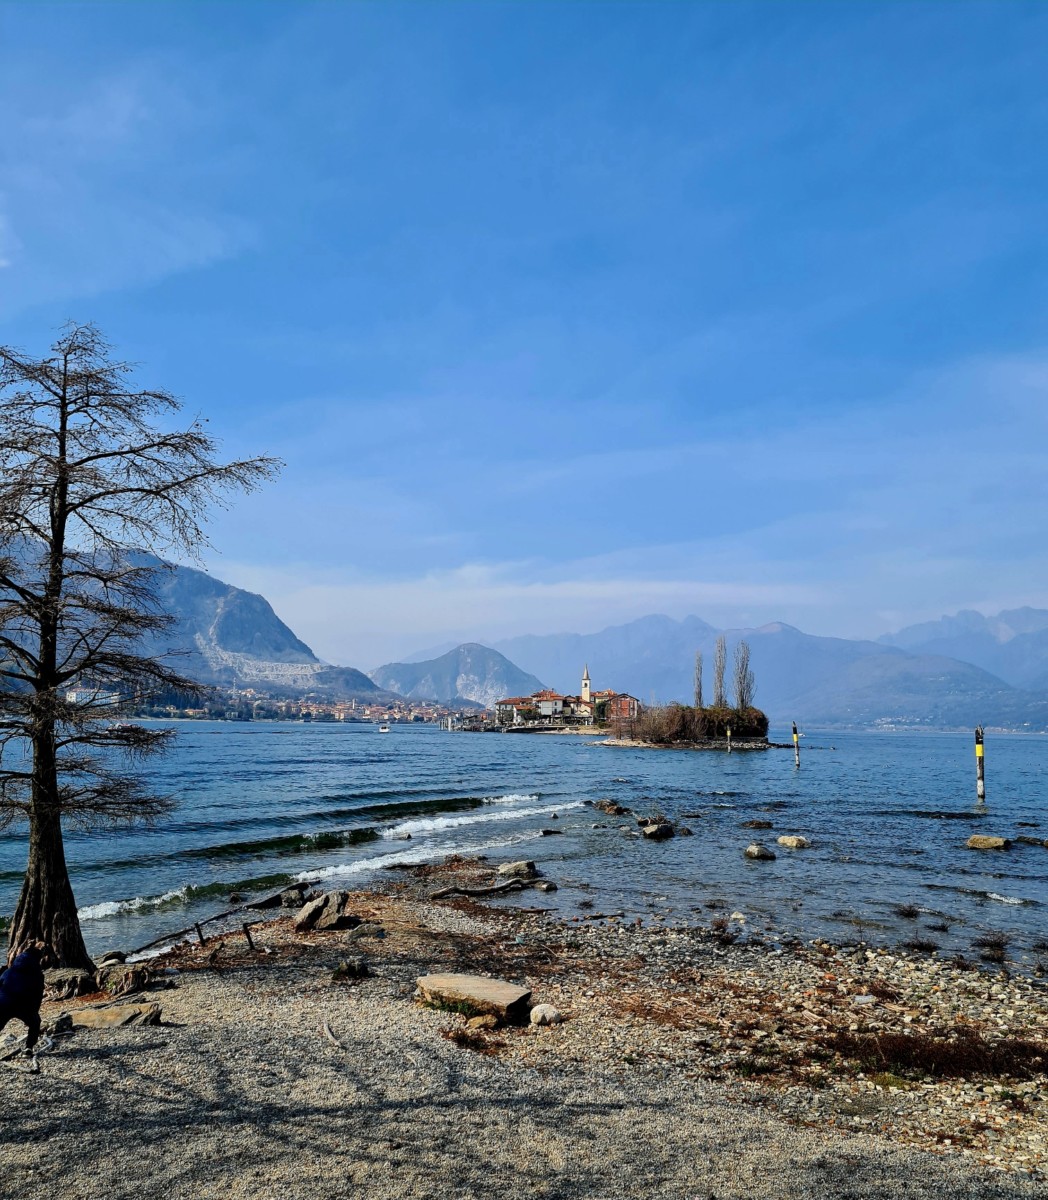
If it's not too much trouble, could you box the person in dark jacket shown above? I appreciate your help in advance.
[0,941,47,1051]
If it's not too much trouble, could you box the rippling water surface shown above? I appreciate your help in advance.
[1,722,1045,963]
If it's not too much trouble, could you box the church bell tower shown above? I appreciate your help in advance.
[581,663,591,704]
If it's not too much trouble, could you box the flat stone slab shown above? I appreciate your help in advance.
[416,973,531,1022]
[69,1003,162,1030]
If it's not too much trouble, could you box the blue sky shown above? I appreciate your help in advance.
[2,1,1047,667]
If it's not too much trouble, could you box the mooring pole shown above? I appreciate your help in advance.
[726,725,732,754]
[975,726,985,802]
[793,721,800,769]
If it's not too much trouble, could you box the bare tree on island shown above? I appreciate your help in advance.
[712,635,727,708]
[0,325,280,968]
[733,639,755,711]
[693,651,703,709]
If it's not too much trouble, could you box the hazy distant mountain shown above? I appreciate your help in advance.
[486,613,1048,731]
[880,608,1048,690]
[780,652,1048,730]
[141,560,385,699]
[492,615,718,702]
[370,643,546,708]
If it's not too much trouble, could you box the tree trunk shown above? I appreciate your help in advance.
[9,803,94,970]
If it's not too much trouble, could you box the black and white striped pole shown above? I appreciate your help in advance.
[793,721,800,769]
[975,726,985,803]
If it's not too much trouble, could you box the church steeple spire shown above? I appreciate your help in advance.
[581,663,591,703]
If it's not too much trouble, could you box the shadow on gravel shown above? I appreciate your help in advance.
[0,1022,1039,1200]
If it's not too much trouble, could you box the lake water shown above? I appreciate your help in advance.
[1,723,1045,965]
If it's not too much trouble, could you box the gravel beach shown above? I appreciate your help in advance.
[3,857,1045,1200]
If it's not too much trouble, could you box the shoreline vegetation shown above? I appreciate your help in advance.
[601,699,774,750]
[14,855,1046,1197]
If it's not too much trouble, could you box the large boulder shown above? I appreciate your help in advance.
[967,835,1011,851]
[295,890,361,933]
[777,835,810,849]
[416,973,532,1022]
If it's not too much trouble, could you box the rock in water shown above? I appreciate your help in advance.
[416,973,532,1022]
[744,843,776,861]
[640,821,675,840]
[966,835,1012,850]
[496,860,539,880]
[777,835,810,849]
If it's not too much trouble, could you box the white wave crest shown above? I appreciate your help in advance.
[296,831,538,882]
[987,892,1025,906]
[382,801,581,840]
[483,792,539,805]
[78,887,188,921]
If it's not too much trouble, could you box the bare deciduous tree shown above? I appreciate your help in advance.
[693,651,703,709]
[712,635,727,708]
[0,324,280,967]
[733,639,755,710]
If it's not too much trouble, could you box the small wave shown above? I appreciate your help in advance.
[79,888,188,921]
[483,792,540,805]
[297,832,539,882]
[181,827,379,860]
[869,809,985,821]
[78,871,297,922]
[924,883,1037,906]
[382,801,581,840]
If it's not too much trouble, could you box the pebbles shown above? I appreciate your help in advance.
[8,871,1046,1198]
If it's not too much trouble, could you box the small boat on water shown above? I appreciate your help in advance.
[378,723,391,733]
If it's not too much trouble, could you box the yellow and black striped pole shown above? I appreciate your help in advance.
[975,726,985,802]
[793,721,800,769]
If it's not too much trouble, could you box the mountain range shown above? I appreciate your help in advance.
[879,608,1048,692]
[32,550,1045,729]
[481,615,1048,731]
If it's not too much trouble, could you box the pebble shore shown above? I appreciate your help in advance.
[3,856,1046,1200]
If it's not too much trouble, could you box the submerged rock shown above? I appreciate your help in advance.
[777,835,810,849]
[966,835,1012,851]
[744,843,776,861]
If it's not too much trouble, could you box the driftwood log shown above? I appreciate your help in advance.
[429,879,539,900]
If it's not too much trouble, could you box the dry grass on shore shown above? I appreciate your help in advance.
[3,858,1046,1200]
